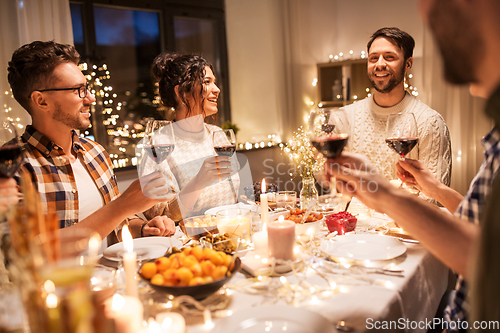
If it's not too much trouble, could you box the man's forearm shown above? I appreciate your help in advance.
[432,182,464,213]
[69,198,139,240]
[380,189,478,277]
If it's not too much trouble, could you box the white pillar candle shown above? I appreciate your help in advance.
[156,312,186,333]
[122,225,138,298]
[260,178,269,227]
[104,294,143,333]
[267,216,296,261]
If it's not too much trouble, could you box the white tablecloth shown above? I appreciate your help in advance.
[185,206,450,333]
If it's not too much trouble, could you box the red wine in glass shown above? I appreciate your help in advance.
[144,120,175,169]
[144,143,175,163]
[385,137,419,158]
[212,129,236,157]
[309,108,349,159]
[0,144,23,178]
[385,112,419,159]
[214,144,236,157]
[310,134,349,159]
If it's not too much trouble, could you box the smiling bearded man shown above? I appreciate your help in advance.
[338,27,451,199]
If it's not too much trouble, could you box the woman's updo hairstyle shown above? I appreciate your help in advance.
[151,53,215,119]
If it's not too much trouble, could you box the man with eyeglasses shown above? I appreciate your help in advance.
[6,40,175,245]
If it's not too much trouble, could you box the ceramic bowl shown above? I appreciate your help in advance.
[138,255,241,300]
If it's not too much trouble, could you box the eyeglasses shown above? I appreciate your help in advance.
[30,83,90,99]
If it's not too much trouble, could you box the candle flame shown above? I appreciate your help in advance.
[149,319,161,333]
[122,225,133,253]
[111,294,125,311]
[161,317,173,329]
[261,178,266,194]
[46,293,58,308]
[88,232,102,262]
[278,215,284,222]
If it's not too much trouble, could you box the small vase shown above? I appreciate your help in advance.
[300,177,319,209]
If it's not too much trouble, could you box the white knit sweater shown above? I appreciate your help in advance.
[143,123,240,221]
[341,93,452,186]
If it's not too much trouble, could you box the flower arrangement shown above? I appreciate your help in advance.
[282,126,325,179]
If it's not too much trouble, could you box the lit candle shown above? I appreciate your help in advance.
[260,178,269,227]
[104,294,143,333]
[122,225,138,298]
[267,215,295,261]
[156,312,186,333]
[252,230,268,251]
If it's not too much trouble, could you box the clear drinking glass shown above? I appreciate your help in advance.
[22,228,101,333]
[276,191,297,210]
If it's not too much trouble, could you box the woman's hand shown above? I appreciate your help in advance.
[141,216,176,237]
[0,178,19,214]
[396,159,440,199]
[193,156,233,190]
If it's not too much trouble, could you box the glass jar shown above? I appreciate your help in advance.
[300,177,319,210]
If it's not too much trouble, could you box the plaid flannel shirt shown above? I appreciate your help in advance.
[19,125,121,230]
[444,127,500,332]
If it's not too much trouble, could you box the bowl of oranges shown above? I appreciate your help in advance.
[138,246,241,300]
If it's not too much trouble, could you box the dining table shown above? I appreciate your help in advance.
[181,213,449,333]
[0,200,451,333]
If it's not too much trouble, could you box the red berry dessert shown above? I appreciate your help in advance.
[325,212,357,235]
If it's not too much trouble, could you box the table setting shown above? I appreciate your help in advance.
[0,178,448,333]
[108,194,442,333]
[0,109,449,333]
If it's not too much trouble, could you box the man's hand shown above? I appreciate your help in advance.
[141,216,176,237]
[139,170,175,200]
[325,152,397,213]
[396,159,441,199]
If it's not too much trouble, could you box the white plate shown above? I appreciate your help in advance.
[213,305,337,333]
[204,203,260,216]
[103,237,182,261]
[320,234,406,261]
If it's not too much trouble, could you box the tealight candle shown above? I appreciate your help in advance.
[260,178,269,227]
[122,225,138,298]
[104,294,143,333]
[156,312,186,333]
[267,216,295,261]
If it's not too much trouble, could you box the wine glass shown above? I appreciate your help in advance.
[143,120,175,170]
[309,108,349,159]
[212,129,237,201]
[385,112,419,160]
[212,129,236,157]
[385,112,419,192]
[309,108,349,197]
[0,121,24,178]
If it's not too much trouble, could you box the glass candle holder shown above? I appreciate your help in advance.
[216,208,252,243]
[276,191,297,210]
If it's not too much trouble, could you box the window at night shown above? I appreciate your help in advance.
[69,0,229,170]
